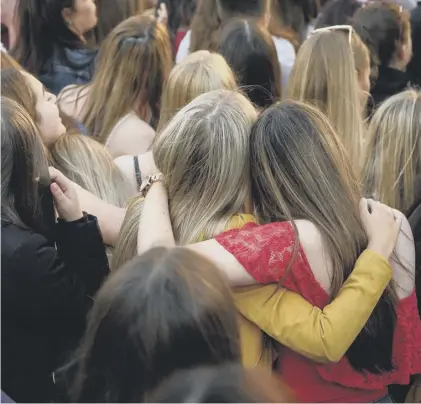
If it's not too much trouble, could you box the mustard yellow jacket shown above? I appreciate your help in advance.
[226,215,393,369]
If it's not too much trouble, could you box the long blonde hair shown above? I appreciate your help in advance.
[111,196,144,271]
[154,90,257,244]
[49,135,133,208]
[158,50,237,131]
[364,89,421,213]
[287,29,369,171]
[250,100,397,373]
[67,15,172,143]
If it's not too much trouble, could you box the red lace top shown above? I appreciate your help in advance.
[215,221,421,403]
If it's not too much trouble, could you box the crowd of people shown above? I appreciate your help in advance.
[1,0,421,403]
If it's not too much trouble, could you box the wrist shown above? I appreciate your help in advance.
[139,173,164,197]
[366,242,392,261]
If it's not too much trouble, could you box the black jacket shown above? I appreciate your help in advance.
[370,65,410,109]
[1,214,109,403]
[39,46,97,95]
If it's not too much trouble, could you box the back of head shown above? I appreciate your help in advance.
[1,96,54,238]
[250,100,397,373]
[68,247,241,402]
[364,89,421,213]
[315,0,362,29]
[49,134,132,208]
[217,0,268,19]
[12,0,83,74]
[153,89,257,244]
[287,29,368,168]
[82,15,173,142]
[352,2,412,75]
[93,0,143,44]
[157,0,197,38]
[158,50,237,131]
[219,19,281,109]
[150,364,294,403]
[111,195,144,271]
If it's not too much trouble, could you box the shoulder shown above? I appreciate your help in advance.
[176,30,191,64]
[295,220,333,294]
[106,113,156,158]
[114,155,137,191]
[2,224,55,276]
[58,85,89,120]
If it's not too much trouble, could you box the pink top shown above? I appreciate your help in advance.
[215,221,421,403]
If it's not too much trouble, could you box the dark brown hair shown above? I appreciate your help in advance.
[352,1,411,79]
[219,19,281,109]
[65,247,241,402]
[149,364,295,402]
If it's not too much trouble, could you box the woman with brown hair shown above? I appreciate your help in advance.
[352,1,413,109]
[62,247,241,402]
[1,97,109,403]
[177,0,296,93]
[58,15,173,158]
[287,26,370,171]
[139,100,419,402]
[1,68,66,147]
[115,50,236,193]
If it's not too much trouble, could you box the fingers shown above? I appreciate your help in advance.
[50,182,66,204]
[49,167,70,194]
[359,198,369,217]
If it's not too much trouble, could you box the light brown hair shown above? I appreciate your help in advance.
[111,195,144,271]
[287,29,369,171]
[49,135,133,208]
[364,89,421,213]
[153,89,257,244]
[68,15,173,143]
[158,50,237,131]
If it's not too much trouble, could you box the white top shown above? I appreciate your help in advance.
[176,30,296,95]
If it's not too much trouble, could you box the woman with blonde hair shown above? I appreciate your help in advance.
[139,98,419,402]
[115,50,237,193]
[58,15,173,158]
[287,27,370,170]
[49,135,133,209]
[364,89,421,214]
[137,89,415,383]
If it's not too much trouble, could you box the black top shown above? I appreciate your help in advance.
[370,66,410,109]
[1,213,109,403]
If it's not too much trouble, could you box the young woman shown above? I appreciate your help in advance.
[1,68,66,147]
[138,100,419,403]
[1,97,109,403]
[50,135,133,209]
[58,15,173,158]
[287,27,370,171]
[352,2,413,109]
[364,89,421,215]
[218,19,281,107]
[12,0,98,94]
[63,247,241,402]
[177,0,295,93]
[115,50,237,193]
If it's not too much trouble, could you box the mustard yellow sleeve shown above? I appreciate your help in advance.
[234,249,392,364]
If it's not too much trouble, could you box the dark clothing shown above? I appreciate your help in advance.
[407,3,421,86]
[371,66,410,109]
[1,214,109,403]
[39,46,97,95]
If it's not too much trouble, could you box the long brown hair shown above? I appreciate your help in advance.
[364,89,421,214]
[66,247,241,402]
[287,29,369,171]
[250,100,397,373]
[71,15,172,142]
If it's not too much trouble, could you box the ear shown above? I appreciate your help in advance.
[396,41,406,61]
[61,7,74,25]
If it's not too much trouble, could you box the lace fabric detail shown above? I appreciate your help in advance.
[215,221,421,390]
